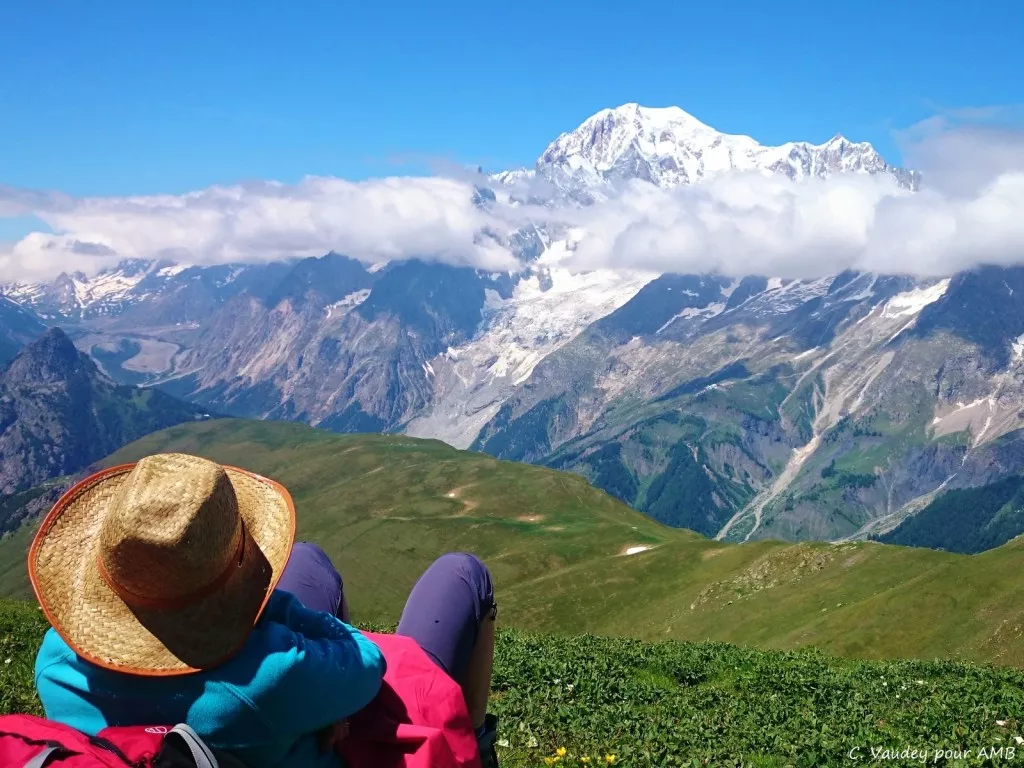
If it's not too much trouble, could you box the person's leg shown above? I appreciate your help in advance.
[463,607,496,732]
[396,552,497,730]
[276,542,350,622]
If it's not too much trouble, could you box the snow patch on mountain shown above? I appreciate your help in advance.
[743,277,834,316]
[403,260,655,448]
[1014,333,1024,360]
[490,169,536,187]
[474,266,655,386]
[882,280,951,319]
[214,266,246,287]
[1,282,44,302]
[81,269,149,303]
[1,259,157,316]
[324,289,371,319]
[657,302,727,334]
[156,264,189,278]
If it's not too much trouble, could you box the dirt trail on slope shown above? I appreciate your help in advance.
[444,485,480,515]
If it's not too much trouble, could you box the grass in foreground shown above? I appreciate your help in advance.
[4,600,1024,768]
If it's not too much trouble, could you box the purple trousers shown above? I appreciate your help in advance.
[276,543,495,682]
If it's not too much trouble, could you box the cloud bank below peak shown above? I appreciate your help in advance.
[0,176,519,281]
[1,113,1023,283]
[564,163,1024,279]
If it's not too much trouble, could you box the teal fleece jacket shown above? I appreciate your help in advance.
[34,590,387,768]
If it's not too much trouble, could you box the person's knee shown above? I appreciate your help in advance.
[278,542,345,615]
[436,552,494,616]
[291,542,342,578]
[293,541,330,561]
[437,552,491,581]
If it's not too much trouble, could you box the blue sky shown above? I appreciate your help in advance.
[1,0,1021,205]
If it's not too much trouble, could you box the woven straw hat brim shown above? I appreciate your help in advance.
[29,462,296,676]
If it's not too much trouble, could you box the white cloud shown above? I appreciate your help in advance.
[1,114,1023,283]
[562,119,1024,278]
[0,176,518,281]
[564,168,1024,279]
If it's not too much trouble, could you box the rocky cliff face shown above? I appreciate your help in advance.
[0,328,213,495]
[155,258,516,432]
[472,269,1024,543]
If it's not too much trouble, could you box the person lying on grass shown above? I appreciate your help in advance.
[28,452,500,768]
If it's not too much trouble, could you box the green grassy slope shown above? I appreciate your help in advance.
[4,599,1024,768]
[2,418,1024,668]
[0,418,680,622]
[506,535,1024,666]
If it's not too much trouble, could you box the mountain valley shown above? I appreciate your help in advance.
[4,104,1024,548]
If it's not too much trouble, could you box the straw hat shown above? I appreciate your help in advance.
[28,453,296,676]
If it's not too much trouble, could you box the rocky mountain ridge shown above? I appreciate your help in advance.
[3,104,1020,547]
[0,327,214,495]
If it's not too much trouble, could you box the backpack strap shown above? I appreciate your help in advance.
[22,746,59,768]
[163,725,218,768]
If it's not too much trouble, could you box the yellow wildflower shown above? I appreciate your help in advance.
[557,747,567,757]
[605,756,616,765]
[581,758,592,764]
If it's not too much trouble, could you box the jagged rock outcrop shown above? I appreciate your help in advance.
[0,328,213,495]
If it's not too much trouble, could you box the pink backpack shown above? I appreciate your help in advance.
[4,633,481,768]
[0,714,242,767]
[339,632,482,768]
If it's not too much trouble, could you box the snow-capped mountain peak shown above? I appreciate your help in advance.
[522,102,917,199]
[565,103,722,149]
